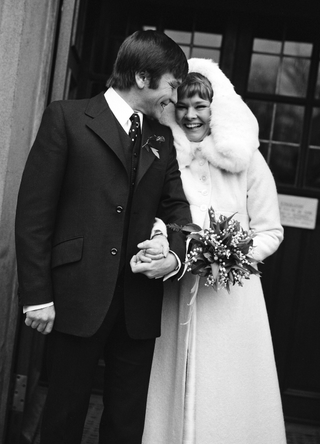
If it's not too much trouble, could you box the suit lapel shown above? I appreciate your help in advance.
[85,93,160,185]
[85,92,128,169]
[136,117,157,186]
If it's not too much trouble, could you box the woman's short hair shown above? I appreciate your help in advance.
[178,72,213,102]
[107,30,188,90]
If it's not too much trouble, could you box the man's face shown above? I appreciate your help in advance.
[138,73,182,120]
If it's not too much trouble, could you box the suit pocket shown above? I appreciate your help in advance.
[51,237,84,268]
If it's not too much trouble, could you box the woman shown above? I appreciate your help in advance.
[142,58,287,444]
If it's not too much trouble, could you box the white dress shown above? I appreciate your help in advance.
[142,147,287,444]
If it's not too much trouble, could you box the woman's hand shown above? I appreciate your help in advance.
[130,235,177,278]
[137,235,170,260]
[130,251,178,279]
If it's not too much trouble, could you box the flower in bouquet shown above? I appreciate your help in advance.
[168,207,261,293]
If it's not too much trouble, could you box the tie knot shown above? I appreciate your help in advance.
[130,113,140,126]
[129,113,141,143]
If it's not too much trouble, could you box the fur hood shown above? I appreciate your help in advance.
[160,58,260,173]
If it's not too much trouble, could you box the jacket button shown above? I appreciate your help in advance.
[110,248,118,255]
[116,205,123,213]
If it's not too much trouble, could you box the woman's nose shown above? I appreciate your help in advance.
[186,107,196,119]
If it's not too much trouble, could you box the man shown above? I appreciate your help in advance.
[15,30,191,443]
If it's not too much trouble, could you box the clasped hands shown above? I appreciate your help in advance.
[130,235,177,279]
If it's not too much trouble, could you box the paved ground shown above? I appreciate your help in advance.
[32,392,320,444]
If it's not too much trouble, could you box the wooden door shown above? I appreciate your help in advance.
[233,17,320,424]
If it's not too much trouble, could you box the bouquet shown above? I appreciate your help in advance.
[168,207,261,293]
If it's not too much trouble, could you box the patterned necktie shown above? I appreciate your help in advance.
[129,113,141,147]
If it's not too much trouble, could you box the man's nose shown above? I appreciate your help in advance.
[170,88,178,105]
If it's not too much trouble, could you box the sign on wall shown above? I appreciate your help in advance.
[278,194,319,229]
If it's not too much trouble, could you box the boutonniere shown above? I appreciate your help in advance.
[142,135,165,159]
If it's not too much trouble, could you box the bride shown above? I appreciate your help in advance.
[141,58,287,444]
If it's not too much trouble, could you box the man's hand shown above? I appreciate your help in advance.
[130,251,177,279]
[25,305,56,335]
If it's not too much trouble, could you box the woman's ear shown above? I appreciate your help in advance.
[135,71,149,89]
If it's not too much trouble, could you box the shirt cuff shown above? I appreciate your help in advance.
[151,217,168,238]
[163,250,181,281]
[23,302,54,314]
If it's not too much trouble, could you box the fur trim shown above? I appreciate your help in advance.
[160,58,260,173]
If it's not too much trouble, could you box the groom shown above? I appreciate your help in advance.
[15,30,191,443]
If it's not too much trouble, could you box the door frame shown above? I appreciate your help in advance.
[5,1,80,442]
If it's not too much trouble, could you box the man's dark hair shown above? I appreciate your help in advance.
[178,72,214,102]
[107,30,188,90]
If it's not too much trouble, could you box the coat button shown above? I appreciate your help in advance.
[110,248,118,255]
[116,205,123,213]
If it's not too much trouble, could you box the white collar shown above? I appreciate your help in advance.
[104,87,143,134]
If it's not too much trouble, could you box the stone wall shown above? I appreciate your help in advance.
[0,0,59,439]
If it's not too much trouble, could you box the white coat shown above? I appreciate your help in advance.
[143,58,287,444]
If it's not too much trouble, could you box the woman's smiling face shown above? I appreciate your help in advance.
[175,93,211,142]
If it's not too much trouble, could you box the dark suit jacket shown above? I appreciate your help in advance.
[15,92,191,339]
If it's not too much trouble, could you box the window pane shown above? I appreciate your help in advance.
[305,148,320,189]
[180,45,191,59]
[279,57,310,97]
[248,34,315,190]
[310,107,320,147]
[273,103,304,143]
[283,41,313,57]
[253,39,281,54]
[258,142,270,163]
[248,54,280,94]
[191,47,220,62]
[194,32,222,47]
[165,30,191,45]
[246,100,274,140]
[270,143,299,186]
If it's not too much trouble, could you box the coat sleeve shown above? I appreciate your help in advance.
[15,101,68,306]
[246,150,284,262]
[156,130,191,276]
